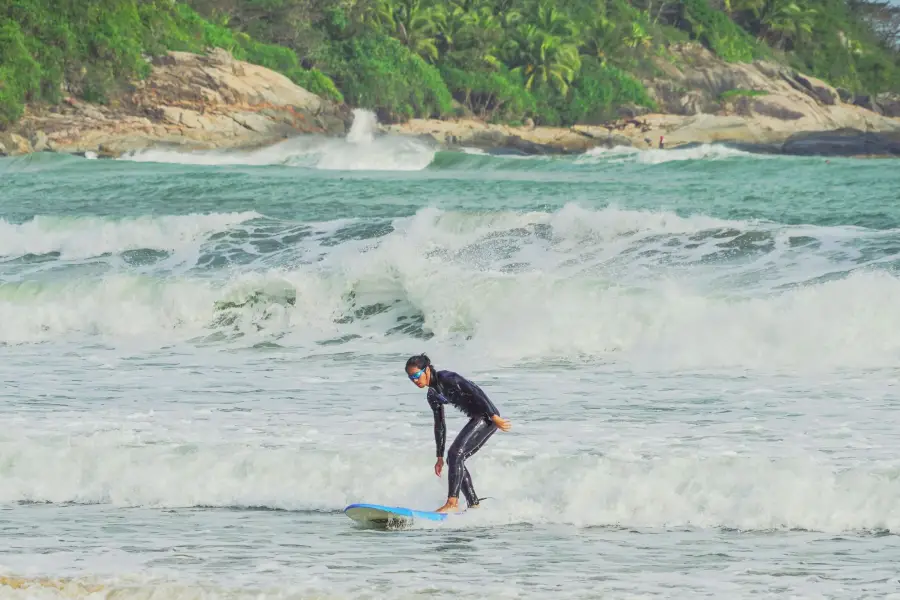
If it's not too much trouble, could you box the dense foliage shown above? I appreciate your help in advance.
[186,0,900,123]
[0,0,339,127]
[1,0,898,129]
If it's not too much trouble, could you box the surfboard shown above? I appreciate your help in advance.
[343,503,464,529]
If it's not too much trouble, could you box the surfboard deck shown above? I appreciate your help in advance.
[344,503,465,529]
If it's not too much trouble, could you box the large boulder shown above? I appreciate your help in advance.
[876,93,900,118]
[780,128,900,156]
[644,43,849,123]
[9,47,352,157]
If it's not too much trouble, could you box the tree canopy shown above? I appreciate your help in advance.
[1,0,897,128]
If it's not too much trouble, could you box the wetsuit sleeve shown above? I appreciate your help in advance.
[427,389,446,457]
[454,374,500,418]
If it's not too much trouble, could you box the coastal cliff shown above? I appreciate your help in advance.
[1,44,899,159]
[383,43,900,157]
[0,48,351,158]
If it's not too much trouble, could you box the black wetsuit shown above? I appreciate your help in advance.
[427,369,500,507]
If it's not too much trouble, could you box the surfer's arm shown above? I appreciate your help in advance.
[427,390,446,457]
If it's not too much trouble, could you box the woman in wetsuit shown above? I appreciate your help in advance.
[405,354,511,513]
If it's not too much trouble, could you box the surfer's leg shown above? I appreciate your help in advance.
[441,417,496,511]
[460,467,481,507]
[460,468,475,506]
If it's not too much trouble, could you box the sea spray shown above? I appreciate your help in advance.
[0,205,899,369]
[120,109,436,171]
[345,108,378,145]
[0,428,897,532]
[0,213,261,260]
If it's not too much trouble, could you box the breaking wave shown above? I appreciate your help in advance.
[1,204,899,369]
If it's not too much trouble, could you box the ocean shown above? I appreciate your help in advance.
[1,110,900,599]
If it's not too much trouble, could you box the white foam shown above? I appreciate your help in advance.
[0,212,259,259]
[636,144,761,164]
[0,427,897,533]
[407,269,900,370]
[0,269,340,345]
[576,145,641,161]
[578,143,763,165]
[120,110,436,171]
[345,108,377,144]
[1,204,898,370]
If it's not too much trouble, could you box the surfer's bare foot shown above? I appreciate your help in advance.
[435,499,459,513]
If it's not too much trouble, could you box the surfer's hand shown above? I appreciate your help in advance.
[492,415,511,432]
[434,457,444,477]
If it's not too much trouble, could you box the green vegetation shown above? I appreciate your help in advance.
[724,0,900,92]
[1,0,898,129]
[0,0,339,127]
[719,88,770,100]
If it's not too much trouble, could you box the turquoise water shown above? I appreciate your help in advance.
[2,116,900,599]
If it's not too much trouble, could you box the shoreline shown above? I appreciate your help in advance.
[1,47,899,160]
[4,113,900,160]
[3,108,900,160]
[379,112,900,158]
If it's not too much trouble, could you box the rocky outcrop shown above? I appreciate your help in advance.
[2,47,351,157]
[0,132,33,155]
[387,108,900,157]
[387,43,900,156]
[873,92,900,117]
[3,42,898,158]
[380,118,634,155]
[642,44,847,119]
[779,129,900,156]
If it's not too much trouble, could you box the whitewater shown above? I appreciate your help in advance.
[2,110,900,599]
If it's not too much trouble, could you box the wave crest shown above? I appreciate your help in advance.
[1,431,897,533]
[2,204,898,370]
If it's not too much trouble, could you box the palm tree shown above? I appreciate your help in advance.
[759,0,816,49]
[366,0,440,61]
[505,23,582,96]
[433,2,504,66]
[532,0,579,39]
[730,0,816,49]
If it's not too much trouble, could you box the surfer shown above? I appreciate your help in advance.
[405,353,511,513]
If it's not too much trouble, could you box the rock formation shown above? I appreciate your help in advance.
[1,47,351,157]
[2,43,898,158]
[385,43,900,156]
